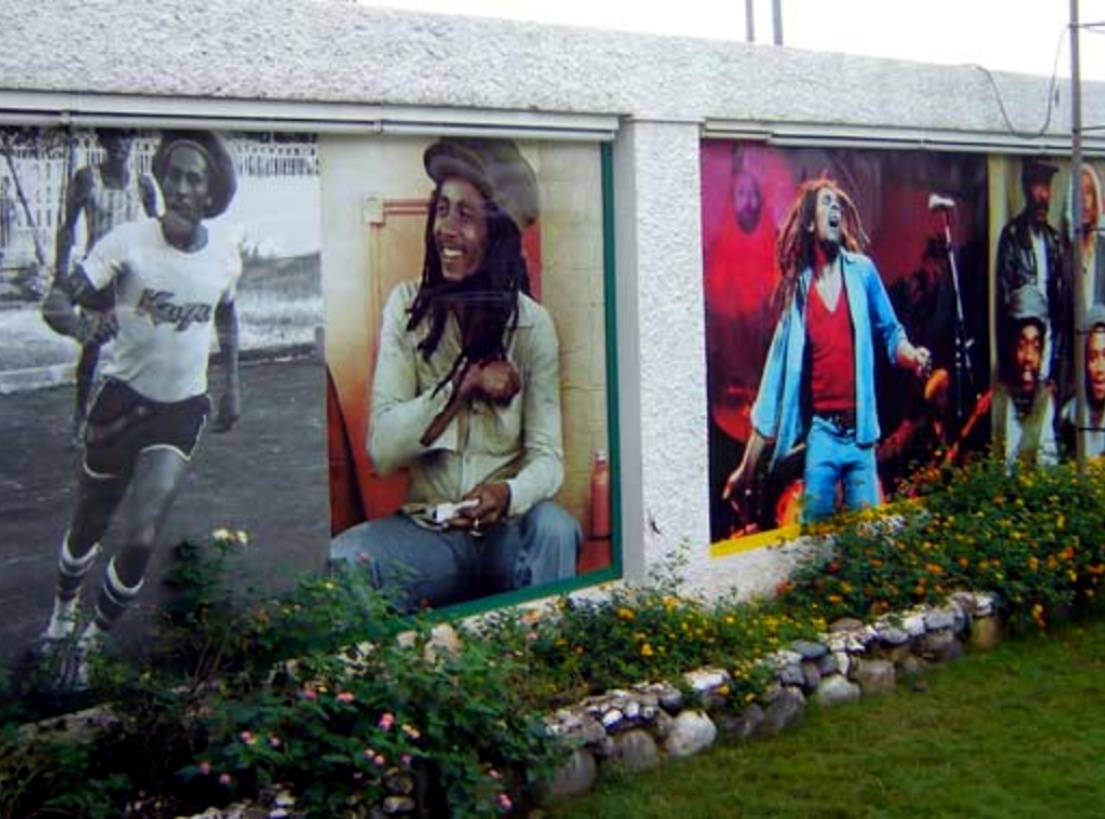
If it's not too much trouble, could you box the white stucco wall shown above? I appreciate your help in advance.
[2,0,1099,599]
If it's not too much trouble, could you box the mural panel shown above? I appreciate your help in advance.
[0,126,326,691]
[322,135,615,613]
[702,142,991,549]
[989,156,1105,465]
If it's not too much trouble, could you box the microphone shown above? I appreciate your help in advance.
[928,193,956,211]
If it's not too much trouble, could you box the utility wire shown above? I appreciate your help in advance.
[971,26,1066,139]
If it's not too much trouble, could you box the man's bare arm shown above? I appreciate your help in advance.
[41,268,116,344]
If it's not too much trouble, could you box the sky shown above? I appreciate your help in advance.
[349,0,1105,82]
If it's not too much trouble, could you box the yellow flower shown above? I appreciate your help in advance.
[640,643,654,658]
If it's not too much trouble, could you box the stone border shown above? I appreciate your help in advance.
[178,591,1002,817]
[540,590,1000,800]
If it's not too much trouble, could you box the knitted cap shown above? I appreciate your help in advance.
[424,138,539,231]
[152,130,237,218]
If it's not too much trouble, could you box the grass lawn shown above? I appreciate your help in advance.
[550,616,1105,818]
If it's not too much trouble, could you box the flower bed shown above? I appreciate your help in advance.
[3,457,1103,818]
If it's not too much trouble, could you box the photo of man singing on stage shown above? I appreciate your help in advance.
[700,145,991,545]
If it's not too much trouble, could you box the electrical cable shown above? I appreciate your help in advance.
[969,26,1066,139]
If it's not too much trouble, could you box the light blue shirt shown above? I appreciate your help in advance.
[750,251,906,470]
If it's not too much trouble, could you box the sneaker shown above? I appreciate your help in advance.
[56,627,103,693]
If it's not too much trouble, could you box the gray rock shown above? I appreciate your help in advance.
[610,729,661,773]
[724,703,765,741]
[969,616,1002,652]
[949,600,969,634]
[658,688,686,713]
[762,686,806,734]
[650,708,675,740]
[878,626,910,646]
[832,651,851,677]
[772,650,805,667]
[546,709,606,746]
[685,667,732,694]
[817,652,840,676]
[801,661,822,692]
[596,735,617,759]
[918,629,964,663]
[790,639,829,660]
[576,715,607,746]
[923,607,957,632]
[777,663,806,688]
[902,613,927,637]
[601,708,624,729]
[664,710,718,758]
[547,749,597,799]
[625,700,641,721]
[852,659,896,695]
[816,673,862,707]
[761,680,784,704]
[829,617,865,633]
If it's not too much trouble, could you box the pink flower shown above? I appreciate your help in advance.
[401,754,413,766]
[240,731,256,746]
[300,687,318,701]
[488,768,503,781]
[498,793,512,811]
[337,691,355,704]
[268,735,282,749]
[353,771,364,781]
[378,712,395,731]
[198,761,212,776]
[364,747,386,766]
[218,773,233,787]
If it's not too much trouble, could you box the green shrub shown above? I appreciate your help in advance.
[782,457,1105,630]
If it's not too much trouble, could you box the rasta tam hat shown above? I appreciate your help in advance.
[1085,303,1105,334]
[423,138,539,232]
[1007,284,1048,333]
[151,130,238,218]
[1021,157,1059,191]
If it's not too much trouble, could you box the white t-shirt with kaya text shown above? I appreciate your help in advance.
[80,219,241,403]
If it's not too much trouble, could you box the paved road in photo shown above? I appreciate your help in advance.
[0,354,331,676]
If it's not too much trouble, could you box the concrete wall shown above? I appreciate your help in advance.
[2,0,1097,599]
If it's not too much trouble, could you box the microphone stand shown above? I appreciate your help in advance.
[936,207,975,428]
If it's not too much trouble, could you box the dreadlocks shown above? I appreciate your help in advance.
[773,177,867,319]
[406,183,532,392]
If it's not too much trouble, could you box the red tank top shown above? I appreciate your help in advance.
[807,277,856,414]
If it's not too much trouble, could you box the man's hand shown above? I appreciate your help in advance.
[457,359,521,405]
[212,386,241,433]
[722,431,767,505]
[722,461,754,505]
[450,482,512,532]
[897,341,932,380]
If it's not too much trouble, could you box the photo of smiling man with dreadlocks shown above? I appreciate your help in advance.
[723,177,931,524]
[328,138,582,612]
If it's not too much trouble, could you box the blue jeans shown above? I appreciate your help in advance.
[329,501,581,612]
[802,415,879,522]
